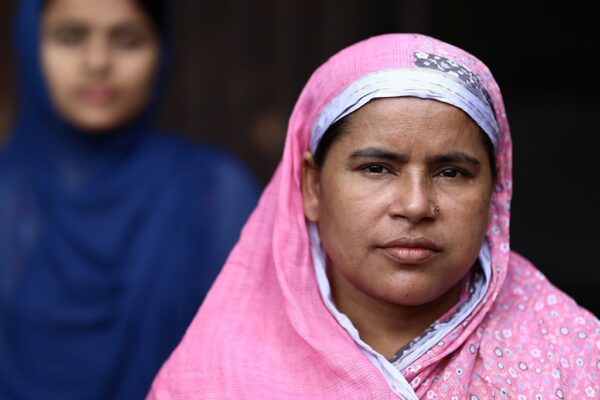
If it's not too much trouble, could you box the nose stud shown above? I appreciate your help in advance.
[432,205,440,215]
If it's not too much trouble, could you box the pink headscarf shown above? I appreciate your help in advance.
[148,34,599,399]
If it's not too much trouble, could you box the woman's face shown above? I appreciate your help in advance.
[41,0,160,132]
[303,97,494,307]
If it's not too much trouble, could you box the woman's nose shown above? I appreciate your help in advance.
[83,38,111,76]
[388,174,438,223]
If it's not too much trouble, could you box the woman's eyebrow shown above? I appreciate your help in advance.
[349,147,407,162]
[427,152,481,166]
[349,148,480,166]
[50,20,88,31]
[110,21,151,33]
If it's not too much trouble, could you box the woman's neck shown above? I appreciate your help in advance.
[330,268,462,359]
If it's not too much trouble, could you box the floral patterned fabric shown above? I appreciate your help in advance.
[148,34,599,399]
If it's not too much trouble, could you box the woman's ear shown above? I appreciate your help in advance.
[301,152,320,222]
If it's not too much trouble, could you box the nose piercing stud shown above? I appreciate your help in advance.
[432,205,440,215]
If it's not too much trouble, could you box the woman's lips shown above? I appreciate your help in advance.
[378,237,441,265]
[78,86,116,104]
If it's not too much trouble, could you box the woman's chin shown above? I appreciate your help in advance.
[366,275,461,308]
[66,114,129,134]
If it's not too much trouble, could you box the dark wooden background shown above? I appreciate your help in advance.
[1,1,598,315]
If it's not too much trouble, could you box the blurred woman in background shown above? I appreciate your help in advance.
[0,0,258,398]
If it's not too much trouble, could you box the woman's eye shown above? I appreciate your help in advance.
[363,164,388,174]
[114,35,143,49]
[438,168,465,178]
[112,29,146,50]
[54,27,85,46]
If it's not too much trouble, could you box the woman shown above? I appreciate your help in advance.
[148,34,599,399]
[0,0,258,398]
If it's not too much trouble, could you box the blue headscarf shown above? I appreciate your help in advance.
[0,0,259,398]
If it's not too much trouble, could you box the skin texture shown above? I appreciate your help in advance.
[41,0,160,132]
[302,97,494,357]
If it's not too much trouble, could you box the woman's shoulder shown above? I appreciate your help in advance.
[147,132,258,184]
[147,132,243,165]
[474,251,599,397]
[489,250,599,334]
[496,251,597,320]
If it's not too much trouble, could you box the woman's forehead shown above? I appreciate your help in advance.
[347,98,479,135]
[354,97,471,121]
[43,0,151,27]
[333,98,485,154]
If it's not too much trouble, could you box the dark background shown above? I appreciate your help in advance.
[1,1,598,315]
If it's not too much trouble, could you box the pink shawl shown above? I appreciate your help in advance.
[148,34,599,399]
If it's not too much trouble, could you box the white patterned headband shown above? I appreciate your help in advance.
[310,59,499,153]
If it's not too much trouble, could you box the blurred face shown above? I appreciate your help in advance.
[302,98,494,308]
[41,0,160,132]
